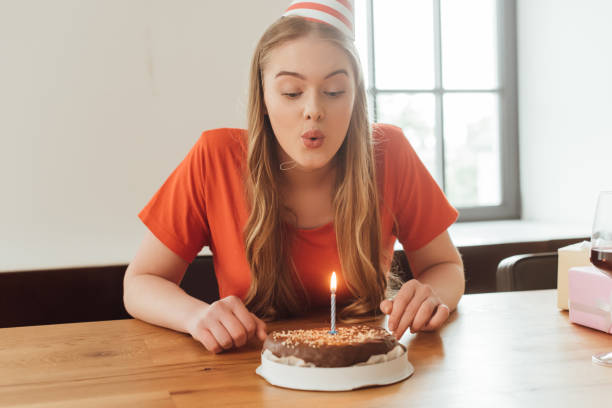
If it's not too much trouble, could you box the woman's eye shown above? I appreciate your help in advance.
[282,92,302,99]
[325,90,345,97]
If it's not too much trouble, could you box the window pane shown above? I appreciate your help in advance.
[373,0,434,90]
[376,93,437,181]
[441,0,498,89]
[444,93,500,207]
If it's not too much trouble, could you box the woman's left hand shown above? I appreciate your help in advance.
[380,279,450,339]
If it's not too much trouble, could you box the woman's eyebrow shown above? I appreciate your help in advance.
[324,69,349,79]
[274,69,349,80]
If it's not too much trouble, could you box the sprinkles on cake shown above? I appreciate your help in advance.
[272,325,390,348]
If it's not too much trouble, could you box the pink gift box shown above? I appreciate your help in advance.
[568,265,612,334]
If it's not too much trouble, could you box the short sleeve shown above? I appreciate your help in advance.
[138,134,211,263]
[377,124,459,252]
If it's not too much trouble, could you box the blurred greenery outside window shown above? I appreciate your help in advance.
[355,0,519,221]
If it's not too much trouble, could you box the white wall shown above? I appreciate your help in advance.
[517,0,612,224]
[0,0,287,271]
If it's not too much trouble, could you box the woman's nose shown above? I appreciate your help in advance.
[303,94,324,121]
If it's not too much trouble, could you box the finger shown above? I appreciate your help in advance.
[410,298,439,333]
[219,314,249,348]
[252,313,268,341]
[209,320,235,350]
[380,299,393,315]
[388,283,416,332]
[230,302,257,341]
[195,328,222,354]
[422,304,450,331]
[394,288,430,338]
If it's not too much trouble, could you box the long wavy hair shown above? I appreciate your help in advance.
[243,16,386,322]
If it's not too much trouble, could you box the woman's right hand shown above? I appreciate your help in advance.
[187,295,268,353]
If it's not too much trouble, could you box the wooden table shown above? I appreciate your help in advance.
[1,290,610,407]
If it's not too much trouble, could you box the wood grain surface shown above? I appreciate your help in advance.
[1,290,610,407]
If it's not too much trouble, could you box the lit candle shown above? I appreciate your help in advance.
[330,271,337,334]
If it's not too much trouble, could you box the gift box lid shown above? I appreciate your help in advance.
[569,265,612,282]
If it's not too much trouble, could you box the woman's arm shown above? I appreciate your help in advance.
[380,230,464,338]
[403,230,464,311]
[123,231,267,353]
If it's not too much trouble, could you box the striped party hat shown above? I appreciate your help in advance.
[283,0,355,40]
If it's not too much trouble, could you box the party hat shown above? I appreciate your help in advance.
[283,0,355,40]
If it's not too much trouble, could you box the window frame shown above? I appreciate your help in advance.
[364,0,520,221]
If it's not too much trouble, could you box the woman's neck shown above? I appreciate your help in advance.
[280,161,336,191]
[279,162,337,229]
[276,143,338,189]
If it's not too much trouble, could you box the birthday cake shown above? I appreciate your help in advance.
[262,325,405,368]
[256,324,414,390]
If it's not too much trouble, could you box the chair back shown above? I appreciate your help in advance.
[496,252,558,291]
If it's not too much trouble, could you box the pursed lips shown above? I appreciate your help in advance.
[301,129,325,140]
[300,129,325,149]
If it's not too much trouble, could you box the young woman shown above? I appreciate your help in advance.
[123,1,464,354]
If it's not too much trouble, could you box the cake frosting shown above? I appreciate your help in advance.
[262,325,405,368]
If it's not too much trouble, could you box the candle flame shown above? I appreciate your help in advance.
[330,271,337,292]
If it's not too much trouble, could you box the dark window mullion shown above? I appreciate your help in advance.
[498,0,520,219]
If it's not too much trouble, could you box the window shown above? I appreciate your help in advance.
[355,0,519,221]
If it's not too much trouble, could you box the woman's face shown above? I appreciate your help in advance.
[262,35,356,172]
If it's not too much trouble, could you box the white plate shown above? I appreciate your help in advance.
[255,351,414,391]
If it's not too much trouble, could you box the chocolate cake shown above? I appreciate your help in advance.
[262,325,404,368]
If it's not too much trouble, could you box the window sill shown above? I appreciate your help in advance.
[198,220,590,256]
[447,220,589,248]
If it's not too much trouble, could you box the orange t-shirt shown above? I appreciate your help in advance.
[139,123,458,308]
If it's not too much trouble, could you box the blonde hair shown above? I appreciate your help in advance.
[243,16,386,322]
